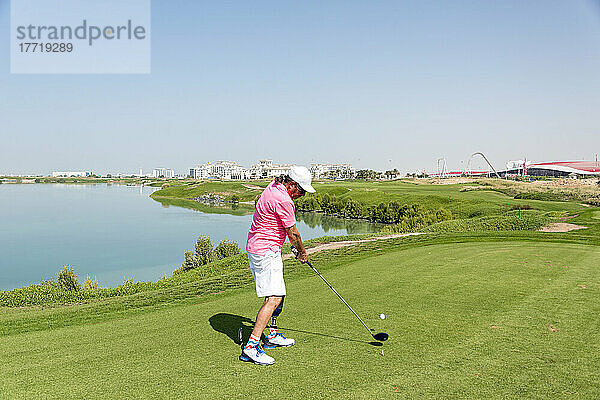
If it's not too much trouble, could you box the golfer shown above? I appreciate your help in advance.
[240,165,315,365]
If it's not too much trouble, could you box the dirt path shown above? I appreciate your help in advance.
[282,232,425,260]
[538,223,587,233]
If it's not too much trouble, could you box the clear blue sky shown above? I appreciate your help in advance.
[1,0,600,175]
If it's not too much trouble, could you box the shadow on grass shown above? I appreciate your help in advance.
[209,313,254,344]
[209,313,380,346]
[279,326,383,346]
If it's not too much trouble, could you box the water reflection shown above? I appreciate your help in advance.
[154,197,382,234]
[296,211,383,234]
[154,197,254,216]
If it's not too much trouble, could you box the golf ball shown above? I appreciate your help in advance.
[380,313,386,320]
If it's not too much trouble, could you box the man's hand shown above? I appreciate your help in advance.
[287,224,308,263]
[290,245,308,263]
[297,250,308,263]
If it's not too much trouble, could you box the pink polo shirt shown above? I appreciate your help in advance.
[246,181,297,255]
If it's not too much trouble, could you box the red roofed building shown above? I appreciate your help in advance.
[526,161,600,177]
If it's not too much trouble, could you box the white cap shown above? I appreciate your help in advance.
[289,166,316,193]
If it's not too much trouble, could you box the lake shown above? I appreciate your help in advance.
[0,183,381,290]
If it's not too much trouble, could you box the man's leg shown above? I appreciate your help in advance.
[268,297,284,337]
[240,296,281,365]
[263,296,295,348]
[250,296,283,340]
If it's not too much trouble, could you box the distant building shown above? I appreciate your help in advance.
[310,163,356,179]
[190,163,212,179]
[521,161,600,177]
[249,159,293,179]
[429,170,491,178]
[190,161,249,180]
[152,168,175,179]
[52,171,93,177]
[430,159,600,178]
[214,161,250,180]
[189,159,358,180]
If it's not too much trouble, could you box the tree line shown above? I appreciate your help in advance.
[294,193,452,226]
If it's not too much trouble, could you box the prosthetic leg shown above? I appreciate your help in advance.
[269,296,284,334]
[263,296,295,348]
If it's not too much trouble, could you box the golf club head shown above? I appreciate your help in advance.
[373,332,389,341]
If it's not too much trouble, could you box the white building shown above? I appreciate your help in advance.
[52,171,93,177]
[190,163,212,179]
[152,168,175,179]
[213,161,250,180]
[506,160,533,170]
[190,161,249,180]
[249,159,293,179]
[310,163,356,179]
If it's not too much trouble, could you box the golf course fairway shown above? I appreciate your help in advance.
[1,241,599,399]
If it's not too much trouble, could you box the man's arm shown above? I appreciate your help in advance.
[286,224,307,262]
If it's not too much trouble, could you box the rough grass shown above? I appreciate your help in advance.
[424,210,558,232]
[474,178,600,205]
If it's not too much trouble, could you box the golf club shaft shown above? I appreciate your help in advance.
[305,260,374,337]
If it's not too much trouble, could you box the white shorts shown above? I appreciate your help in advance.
[248,250,286,297]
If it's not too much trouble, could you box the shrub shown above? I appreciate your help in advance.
[176,235,244,275]
[178,250,197,273]
[380,206,453,233]
[82,275,99,291]
[179,235,216,272]
[215,240,241,260]
[194,235,216,265]
[339,199,365,219]
[295,194,322,211]
[123,277,135,286]
[321,194,337,214]
[57,265,80,292]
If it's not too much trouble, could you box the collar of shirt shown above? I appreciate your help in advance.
[273,181,292,201]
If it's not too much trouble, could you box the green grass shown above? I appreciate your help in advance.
[151,179,587,219]
[308,180,585,216]
[1,239,598,398]
[151,180,269,203]
[2,179,599,398]
[423,210,556,232]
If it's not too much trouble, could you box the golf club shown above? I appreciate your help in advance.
[291,246,389,342]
